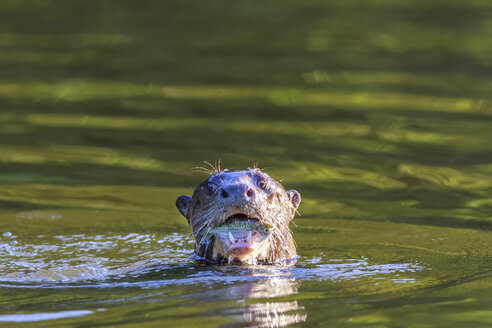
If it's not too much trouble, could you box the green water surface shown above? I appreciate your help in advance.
[0,1,491,327]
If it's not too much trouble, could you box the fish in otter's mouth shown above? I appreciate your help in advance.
[205,215,273,261]
[176,167,301,264]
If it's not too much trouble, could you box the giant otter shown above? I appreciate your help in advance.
[176,167,301,264]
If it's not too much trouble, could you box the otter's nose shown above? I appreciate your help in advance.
[220,183,255,203]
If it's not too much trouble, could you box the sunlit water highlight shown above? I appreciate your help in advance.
[0,232,424,286]
[0,310,95,323]
[0,232,429,327]
[0,233,194,283]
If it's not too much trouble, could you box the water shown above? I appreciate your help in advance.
[0,0,491,327]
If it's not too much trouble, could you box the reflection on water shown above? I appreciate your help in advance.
[213,270,306,327]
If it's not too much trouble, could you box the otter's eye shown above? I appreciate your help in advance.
[257,178,268,190]
[206,182,218,194]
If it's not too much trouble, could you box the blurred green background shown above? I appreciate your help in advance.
[0,1,491,327]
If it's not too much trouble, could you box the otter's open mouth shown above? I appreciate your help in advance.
[213,213,269,260]
[224,213,260,225]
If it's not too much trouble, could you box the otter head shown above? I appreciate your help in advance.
[176,168,301,264]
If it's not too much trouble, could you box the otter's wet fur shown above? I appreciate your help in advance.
[176,167,301,264]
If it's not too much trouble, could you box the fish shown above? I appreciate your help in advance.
[200,220,273,244]
[211,222,271,236]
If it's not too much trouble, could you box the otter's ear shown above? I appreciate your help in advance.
[176,195,192,219]
[286,190,301,210]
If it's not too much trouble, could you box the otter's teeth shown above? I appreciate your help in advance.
[228,232,235,244]
[247,231,252,243]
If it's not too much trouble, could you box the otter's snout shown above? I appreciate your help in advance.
[219,183,256,204]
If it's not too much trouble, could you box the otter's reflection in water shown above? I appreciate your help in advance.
[216,267,307,328]
[243,301,306,328]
